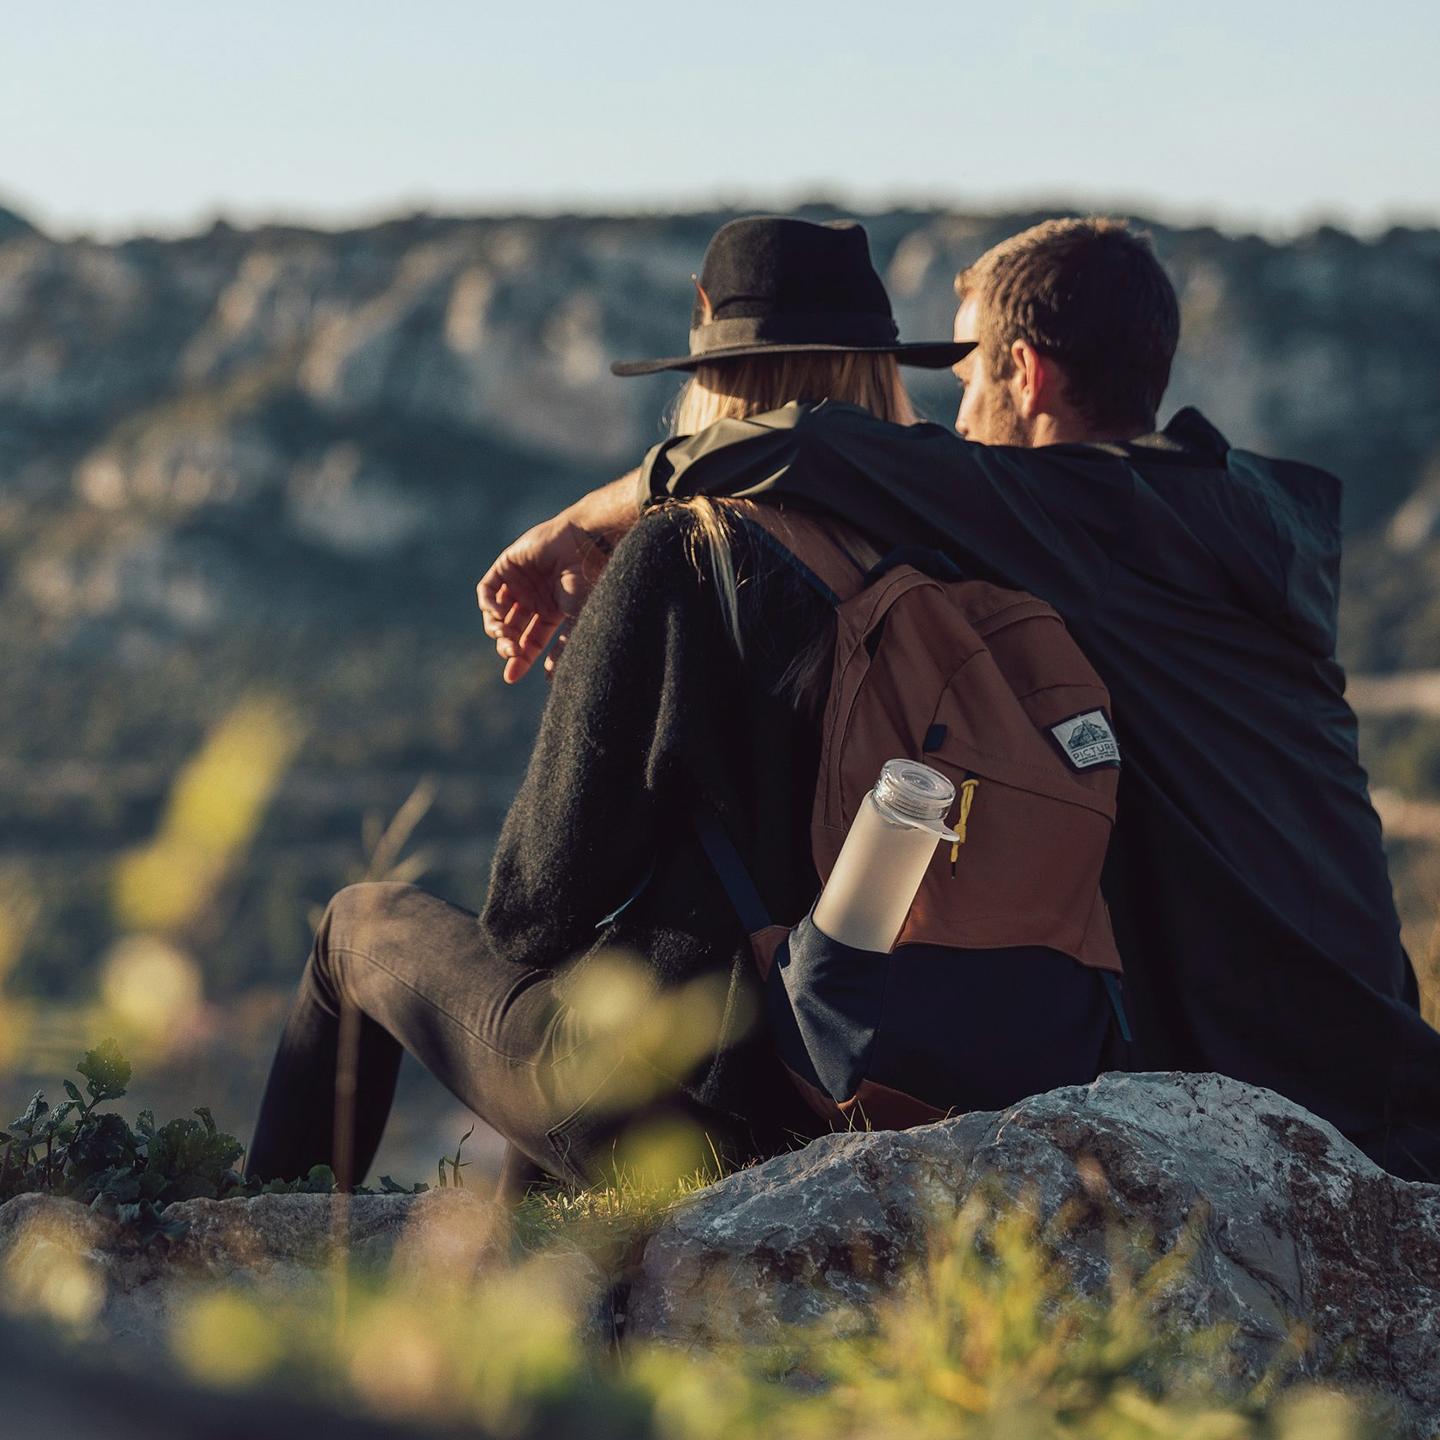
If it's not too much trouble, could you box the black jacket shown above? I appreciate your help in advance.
[639,400,1440,1180]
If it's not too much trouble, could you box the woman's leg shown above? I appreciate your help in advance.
[494,1142,553,1203]
[245,880,596,1189]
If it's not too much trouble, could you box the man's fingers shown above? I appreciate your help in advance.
[502,653,534,685]
[486,581,513,620]
[477,569,508,617]
[495,613,561,684]
[481,604,511,640]
[479,562,557,629]
[518,612,559,657]
[484,603,525,646]
[480,579,561,680]
[519,612,544,652]
[478,511,611,681]
[542,623,572,682]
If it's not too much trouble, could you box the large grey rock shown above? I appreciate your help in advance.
[628,1072,1440,1426]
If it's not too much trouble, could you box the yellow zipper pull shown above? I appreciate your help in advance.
[950,778,980,878]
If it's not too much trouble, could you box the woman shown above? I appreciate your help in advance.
[244,216,1110,1199]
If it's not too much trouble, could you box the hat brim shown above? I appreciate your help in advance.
[610,339,974,378]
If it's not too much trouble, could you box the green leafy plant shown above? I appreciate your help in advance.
[0,1040,427,1239]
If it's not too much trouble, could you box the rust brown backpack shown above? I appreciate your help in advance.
[692,501,1130,1134]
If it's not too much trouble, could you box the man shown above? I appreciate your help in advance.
[479,217,1440,1180]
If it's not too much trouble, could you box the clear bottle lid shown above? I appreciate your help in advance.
[872,758,956,823]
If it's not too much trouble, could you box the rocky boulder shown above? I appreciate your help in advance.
[2,1072,1437,1431]
[627,1071,1440,1428]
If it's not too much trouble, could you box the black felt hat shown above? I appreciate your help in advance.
[610,216,973,377]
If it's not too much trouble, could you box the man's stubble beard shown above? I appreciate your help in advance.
[974,385,1033,447]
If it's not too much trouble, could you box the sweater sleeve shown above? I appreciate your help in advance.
[478,505,730,971]
[640,399,1134,613]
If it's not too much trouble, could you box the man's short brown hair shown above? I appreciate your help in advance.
[956,217,1180,434]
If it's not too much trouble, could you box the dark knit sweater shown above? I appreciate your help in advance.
[478,503,831,1161]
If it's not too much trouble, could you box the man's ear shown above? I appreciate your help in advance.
[1008,338,1057,419]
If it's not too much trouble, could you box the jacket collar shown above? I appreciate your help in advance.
[1087,406,1230,465]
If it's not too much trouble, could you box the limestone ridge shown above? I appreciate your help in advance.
[5,205,1439,565]
[0,204,38,244]
[4,204,1437,667]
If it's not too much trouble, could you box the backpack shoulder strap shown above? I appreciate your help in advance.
[691,805,773,933]
[722,499,878,605]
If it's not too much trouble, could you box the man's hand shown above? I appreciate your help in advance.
[477,472,640,683]
[477,515,609,683]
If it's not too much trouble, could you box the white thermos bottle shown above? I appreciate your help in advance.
[812,759,965,953]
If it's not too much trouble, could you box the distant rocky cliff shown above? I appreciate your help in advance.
[5,204,1440,660]
[2,202,1439,1000]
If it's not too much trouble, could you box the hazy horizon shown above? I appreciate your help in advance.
[5,187,1437,249]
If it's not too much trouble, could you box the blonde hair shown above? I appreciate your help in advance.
[670,350,916,435]
[661,351,913,709]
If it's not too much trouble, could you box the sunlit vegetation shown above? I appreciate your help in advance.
[0,1140,1387,1438]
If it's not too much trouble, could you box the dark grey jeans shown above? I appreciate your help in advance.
[245,881,730,1199]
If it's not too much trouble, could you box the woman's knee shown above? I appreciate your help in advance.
[319,881,420,950]
[306,881,421,995]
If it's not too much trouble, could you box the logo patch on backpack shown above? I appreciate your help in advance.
[1049,710,1120,770]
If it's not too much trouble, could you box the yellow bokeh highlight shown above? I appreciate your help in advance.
[111,694,304,933]
[175,1290,287,1388]
[346,1303,450,1418]
[609,1114,713,1192]
[1272,1387,1368,1440]
[1,1212,105,1332]
[0,865,40,986]
[0,867,41,1071]
[553,949,756,1116]
[457,1256,592,1437]
[98,933,203,1042]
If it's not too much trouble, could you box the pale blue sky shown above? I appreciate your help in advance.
[4,0,1437,238]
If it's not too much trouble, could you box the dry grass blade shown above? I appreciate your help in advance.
[362,775,439,884]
